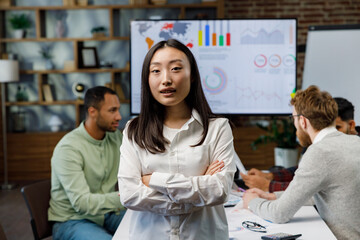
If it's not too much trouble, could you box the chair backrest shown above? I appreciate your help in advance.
[21,179,52,240]
[0,223,7,240]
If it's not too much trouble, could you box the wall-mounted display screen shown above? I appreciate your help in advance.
[130,19,297,115]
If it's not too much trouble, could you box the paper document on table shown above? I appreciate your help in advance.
[227,204,281,239]
[234,153,247,174]
[224,188,244,207]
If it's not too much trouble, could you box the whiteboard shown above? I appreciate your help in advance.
[302,25,360,124]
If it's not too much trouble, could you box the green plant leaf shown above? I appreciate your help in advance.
[91,26,107,33]
[251,117,298,150]
[9,14,31,30]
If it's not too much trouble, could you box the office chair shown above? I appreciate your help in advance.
[0,223,7,240]
[21,179,52,240]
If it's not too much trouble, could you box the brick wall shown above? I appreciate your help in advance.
[224,0,360,88]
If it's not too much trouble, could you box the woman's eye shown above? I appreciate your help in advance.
[172,67,182,71]
[151,69,160,73]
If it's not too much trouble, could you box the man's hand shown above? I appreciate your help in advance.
[242,188,276,209]
[242,191,260,209]
[142,174,152,187]
[204,160,224,175]
[247,188,276,200]
[240,172,271,191]
[247,168,273,180]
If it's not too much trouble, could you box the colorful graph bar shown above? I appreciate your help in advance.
[198,20,231,47]
[198,21,202,46]
[198,30,203,46]
[219,35,224,46]
[205,24,210,46]
[226,21,231,46]
[212,21,216,46]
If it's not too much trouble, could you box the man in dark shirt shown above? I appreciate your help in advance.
[241,97,358,192]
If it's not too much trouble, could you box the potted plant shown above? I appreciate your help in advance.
[251,118,299,168]
[9,13,31,39]
[91,26,107,38]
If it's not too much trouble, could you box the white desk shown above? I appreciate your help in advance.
[113,205,336,240]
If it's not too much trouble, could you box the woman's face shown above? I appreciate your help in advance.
[148,46,191,110]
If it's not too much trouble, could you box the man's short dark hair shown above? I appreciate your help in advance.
[334,97,354,121]
[84,86,117,112]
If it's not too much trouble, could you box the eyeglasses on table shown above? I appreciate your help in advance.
[242,221,267,233]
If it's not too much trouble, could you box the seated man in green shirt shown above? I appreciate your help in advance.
[48,86,126,240]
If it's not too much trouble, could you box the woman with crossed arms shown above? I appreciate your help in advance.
[118,39,236,240]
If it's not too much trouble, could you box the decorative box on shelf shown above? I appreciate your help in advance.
[92,32,106,38]
[63,0,87,6]
[150,0,166,5]
[77,0,88,6]
[64,60,76,71]
[63,0,76,6]
[129,0,148,5]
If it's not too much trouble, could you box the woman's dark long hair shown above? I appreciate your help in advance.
[128,39,217,153]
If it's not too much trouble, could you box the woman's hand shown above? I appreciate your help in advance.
[204,160,224,175]
[142,174,152,187]
[142,159,224,187]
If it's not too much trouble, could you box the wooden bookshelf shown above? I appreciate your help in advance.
[0,1,224,181]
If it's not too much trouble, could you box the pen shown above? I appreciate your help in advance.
[224,204,236,208]
[238,187,246,192]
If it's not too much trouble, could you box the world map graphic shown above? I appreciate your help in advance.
[134,22,194,49]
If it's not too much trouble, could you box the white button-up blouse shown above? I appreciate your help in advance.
[118,110,236,240]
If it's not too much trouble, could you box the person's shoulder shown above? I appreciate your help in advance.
[106,129,123,146]
[324,131,360,143]
[54,127,85,149]
[341,131,360,145]
[209,116,230,127]
[307,131,360,158]
[210,116,229,124]
[208,117,232,133]
[107,129,123,140]
[57,126,81,143]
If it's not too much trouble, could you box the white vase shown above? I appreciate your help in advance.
[45,59,54,70]
[274,147,298,168]
[13,29,26,39]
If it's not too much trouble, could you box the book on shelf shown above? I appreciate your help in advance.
[43,84,54,102]
[115,84,126,100]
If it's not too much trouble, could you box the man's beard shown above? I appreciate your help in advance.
[96,116,117,132]
[98,123,117,132]
[297,126,312,147]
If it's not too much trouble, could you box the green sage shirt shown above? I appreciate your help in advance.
[48,122,125,226]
